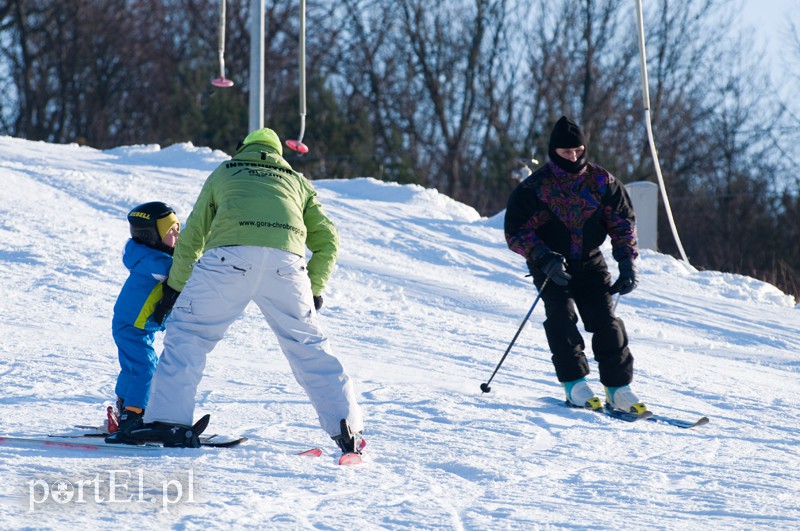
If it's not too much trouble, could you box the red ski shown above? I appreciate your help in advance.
[337,437,367,465]
[338,452,363,465]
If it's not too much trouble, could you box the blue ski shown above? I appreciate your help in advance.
[562,400,652,422]
[646,414,709,429]
[602,406,653,422]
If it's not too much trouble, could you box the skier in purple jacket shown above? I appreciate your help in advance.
[504,116,647,414]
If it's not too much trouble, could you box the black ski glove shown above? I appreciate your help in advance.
[610,259,638,295]
[152,284,181,325]
[313,295,324,310]
[534,251,572,287]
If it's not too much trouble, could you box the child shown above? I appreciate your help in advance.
[105,202,180,440]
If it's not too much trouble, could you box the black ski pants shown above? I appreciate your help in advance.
[532,250,634,387]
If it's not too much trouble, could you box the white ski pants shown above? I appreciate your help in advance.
[143,246,364,437]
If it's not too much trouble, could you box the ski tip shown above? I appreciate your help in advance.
[200,436,248,448]
[297,447,323,457]
[192,414,211,436]
[338,452,363,466]
[647,414,710,429]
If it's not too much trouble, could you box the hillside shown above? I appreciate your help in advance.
[0,137,798,529]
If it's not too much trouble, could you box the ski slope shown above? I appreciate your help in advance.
[0,136,798,529]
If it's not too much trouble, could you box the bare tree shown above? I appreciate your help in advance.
[0,1,187,147]
[0,0,797,295]
[516,0,639,174]
[390,0,508,203]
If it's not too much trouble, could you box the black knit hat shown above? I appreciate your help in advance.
[548,116,588,173]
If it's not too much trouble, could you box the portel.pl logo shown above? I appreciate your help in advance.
[29,468,195,512]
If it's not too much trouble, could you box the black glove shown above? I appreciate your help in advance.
[313,295,323,310]
[152,284,181,325]
[534,251,571,287]
[610,259,638,295]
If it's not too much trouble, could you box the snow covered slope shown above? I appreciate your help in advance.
[0,136,797,529]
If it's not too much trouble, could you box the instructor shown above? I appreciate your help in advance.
[108,128,364,454]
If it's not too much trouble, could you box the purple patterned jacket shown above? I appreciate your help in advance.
[504,160,638,267]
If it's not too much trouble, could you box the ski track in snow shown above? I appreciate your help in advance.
[0,137,798,529]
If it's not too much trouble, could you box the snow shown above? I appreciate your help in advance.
[0,135,798,528]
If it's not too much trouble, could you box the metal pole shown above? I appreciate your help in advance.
[211,0,234,87]
[298,0,306,136]
[249,0,265,131]
[286,0,309,153]
[634,0,689,263]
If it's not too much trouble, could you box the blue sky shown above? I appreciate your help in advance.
[739,0,798,81]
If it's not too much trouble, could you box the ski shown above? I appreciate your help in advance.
[338,452,363,465]
[562,400,651,423]
[603,407,653,422]
[337,437,367,465]
[70,422,323,454]
[74,425,105,431]
[646,414,710,429]
[560,399,708,427]
[178,433,249,448]
[1,435,324,455]
[56,430,248,448]
[297,447,324,457]
[0,436,164,452]
[71,417,246,447]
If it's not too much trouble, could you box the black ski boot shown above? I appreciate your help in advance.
[106,414,210,448]
[332,419,364,455]
[105,408,145,445]
[127,422,201,448]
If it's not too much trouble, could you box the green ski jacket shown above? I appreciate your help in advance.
[168,143,338,296]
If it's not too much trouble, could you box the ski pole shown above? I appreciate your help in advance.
[480,278,549,393]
